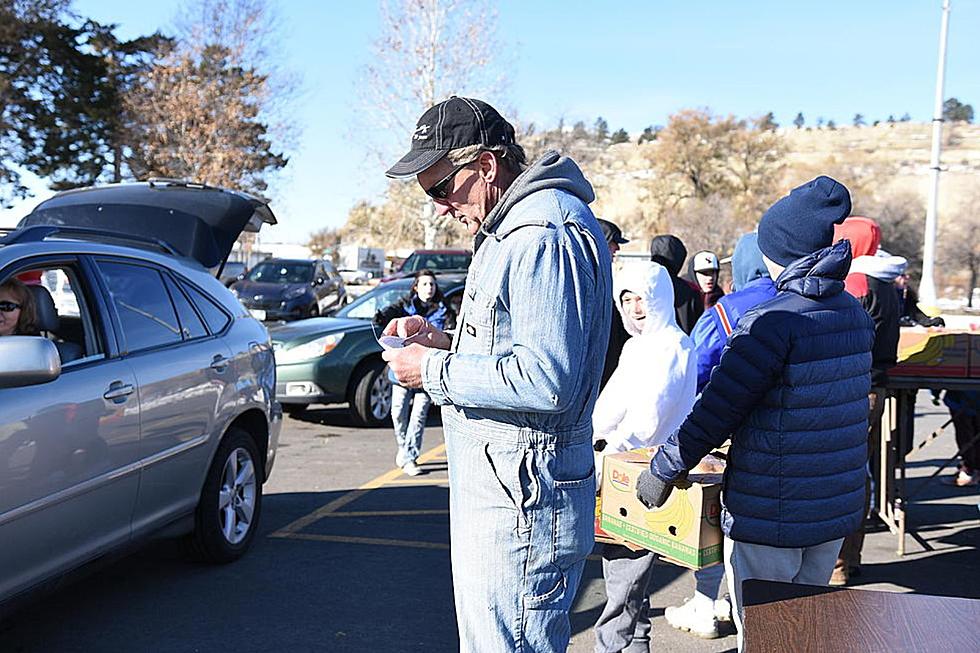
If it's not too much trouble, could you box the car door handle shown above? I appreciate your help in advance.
[104,382,135,402]
[210,355,229,372]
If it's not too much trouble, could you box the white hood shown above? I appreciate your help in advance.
[613,260,676,336]
[849,248,907,282]
[594,261,698,478]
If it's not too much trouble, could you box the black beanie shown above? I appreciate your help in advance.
[758,176,851,266]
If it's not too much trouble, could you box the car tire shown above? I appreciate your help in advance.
[283,403,307,417]
[186,427,263,564]
[351,360,392,427]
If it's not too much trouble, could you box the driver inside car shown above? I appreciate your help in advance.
[0,278,38,337]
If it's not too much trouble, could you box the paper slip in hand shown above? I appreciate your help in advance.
[378,335,407,350]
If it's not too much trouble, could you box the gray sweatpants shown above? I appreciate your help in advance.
[724,536,844,651]
[593,544,658,653]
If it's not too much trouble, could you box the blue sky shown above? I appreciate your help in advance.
[3,1,978,242]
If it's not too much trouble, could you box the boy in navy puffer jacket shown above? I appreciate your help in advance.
[636,176,875,651]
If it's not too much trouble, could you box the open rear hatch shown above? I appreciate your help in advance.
[14,180,277,271]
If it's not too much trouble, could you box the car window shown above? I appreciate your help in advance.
[322,261,338,276]
[336,283,412,319]
[179,280,232,334]
[401,253,471,273]
[97,261,182,352]
[246,261,313,284]
[164,275,208,340]
[6,263,104,365]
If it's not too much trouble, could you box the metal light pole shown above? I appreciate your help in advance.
[920,0,952,307]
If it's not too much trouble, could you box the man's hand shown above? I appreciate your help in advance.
[382,343,429,389]
[636,469,675,509]
[383,316,452,350]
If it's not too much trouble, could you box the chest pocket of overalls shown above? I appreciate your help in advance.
[455,285,496,356]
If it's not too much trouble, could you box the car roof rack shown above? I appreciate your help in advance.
[0,225,180,257]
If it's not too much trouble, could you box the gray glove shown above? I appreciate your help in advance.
[636,469,673,509]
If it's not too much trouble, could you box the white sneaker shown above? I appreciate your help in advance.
[714,596,733,623]
[402,461,423,477]
[395,451,408,468]
[664,597,720,639]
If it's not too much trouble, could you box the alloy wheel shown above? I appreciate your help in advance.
[370,372,392,420]
[218,447,257,545]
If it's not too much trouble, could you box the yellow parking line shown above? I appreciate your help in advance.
[383,478,450,486]
[317,509,449,517]
[273,531,604,561]
[277,532,450,551]
[269,443,448,537]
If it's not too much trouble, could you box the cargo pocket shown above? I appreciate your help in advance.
[524,469,595,610]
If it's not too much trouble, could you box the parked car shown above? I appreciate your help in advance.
[219,260,248,287]
[231,258,346,321]
[270,272,466,425]
[0,180,282,610]
[381,249,471,281]
[339,268,372,286]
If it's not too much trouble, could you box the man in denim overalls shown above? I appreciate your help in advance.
[383,97,612,652]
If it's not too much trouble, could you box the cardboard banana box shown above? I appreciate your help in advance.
[599,448,723,569]
[891,328,980,378]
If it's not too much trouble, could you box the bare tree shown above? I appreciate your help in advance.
[355,0,506,247]
[662,195,746,260]
[938,189,980,306]
[123,0,296,194]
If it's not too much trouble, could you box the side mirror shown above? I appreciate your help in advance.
[315,277,325,286]
[0,337,62,388]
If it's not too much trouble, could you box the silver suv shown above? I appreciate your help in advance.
[0,181,282,608]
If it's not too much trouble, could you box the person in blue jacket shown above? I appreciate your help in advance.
[663,231,777,639]
[636,176,875,651]
[690,233,777,393]
[375,269,456,476]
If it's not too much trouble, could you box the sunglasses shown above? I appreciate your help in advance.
[0,301,21,313]
[424,160,475,200]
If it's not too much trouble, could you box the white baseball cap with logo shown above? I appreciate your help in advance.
[692,251,720,273]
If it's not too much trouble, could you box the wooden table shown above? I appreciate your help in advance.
[742,579,980,652]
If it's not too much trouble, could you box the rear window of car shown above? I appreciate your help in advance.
[179,280,231,334]
[401,253,471,273]
[164,275,208,340]
[246,261,313,284]
[98,261,182,352]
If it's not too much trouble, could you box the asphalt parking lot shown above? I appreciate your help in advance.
[1,403,977,652]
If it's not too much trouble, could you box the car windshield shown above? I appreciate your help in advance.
[224,262,246,276]
[245,261,312,284]
[335,282,413,320]
[400,253,471,274]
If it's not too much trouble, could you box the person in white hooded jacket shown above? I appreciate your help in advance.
[592,261,698,653]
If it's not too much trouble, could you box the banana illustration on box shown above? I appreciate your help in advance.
[643,491,695,539]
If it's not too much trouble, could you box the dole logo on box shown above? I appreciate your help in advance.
[610,468,631,491]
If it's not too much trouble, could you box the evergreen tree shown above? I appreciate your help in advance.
[943,97,974,123]
[793,112,805,129]
[759,112,778,131]
[827,120,837,130]
[594,116,609,142]
[637,125,660,143]
[610,128,629,144]
[853,113,866,127]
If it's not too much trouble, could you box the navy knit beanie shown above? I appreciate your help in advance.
[758,176,851,266]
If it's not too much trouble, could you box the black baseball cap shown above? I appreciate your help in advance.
[597,219,629,245]
[385,96,517,179]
